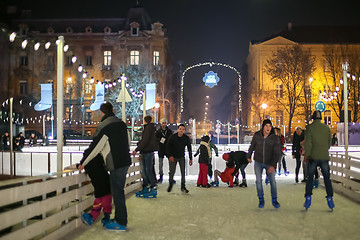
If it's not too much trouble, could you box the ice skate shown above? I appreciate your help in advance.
[284,171,289,176]
[304,196,311,210]
[239,179,247,188]
[81,212,93,226]
[258,195,265,208]
[277,170,281,176]
[142,187,157,198]
[272,197,280,208]
[181,187,189,194]
[158,175,163,184]
[234,178,239,186]
[136,187,149,197]
[101,213,111,226]
[326,196,335,211]
[210,181,219,187]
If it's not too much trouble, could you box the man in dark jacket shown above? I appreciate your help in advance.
[292,126,305,183]
[247,119,281,209]
[132,115,157,198]
[79,102,131,232]
[167,123,193,193]
[304,110,334,211]
[222,151,249,187]
[155,118,173,183]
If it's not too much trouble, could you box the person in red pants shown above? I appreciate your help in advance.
[210,154,237,187]
[195,135,211,188]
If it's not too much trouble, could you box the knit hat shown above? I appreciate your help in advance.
[312,110,322,120]
[201,135,209,142]
[262,119,272,128]
[222,153,230,161]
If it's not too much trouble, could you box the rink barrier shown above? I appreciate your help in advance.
[328,153,360,203]
[0,156,142,240]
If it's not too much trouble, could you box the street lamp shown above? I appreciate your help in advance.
[154,102,160,123]
[261,103,268,122]
[67,77,74,130]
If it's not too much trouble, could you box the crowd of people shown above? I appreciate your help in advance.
[74,101,335,232]
[0,131,50,151]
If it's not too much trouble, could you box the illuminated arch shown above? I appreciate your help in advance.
[180,61,242,119]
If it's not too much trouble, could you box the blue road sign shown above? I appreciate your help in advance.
[314,101,326,112]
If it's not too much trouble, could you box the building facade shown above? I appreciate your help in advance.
[0,4,179,136]
[245,24,360,138]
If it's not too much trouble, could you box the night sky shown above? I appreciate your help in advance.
[2,0,360,123]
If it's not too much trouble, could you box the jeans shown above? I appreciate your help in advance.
[159,157,164,176]
[239,163,248,179]
[169,157,186,188]
[109,166,129,226]
[305,160,333,197]
[141,152,156,188]
[254,161,277,198]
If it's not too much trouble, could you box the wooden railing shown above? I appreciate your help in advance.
[329,153,360,203]
[0,156,141,240]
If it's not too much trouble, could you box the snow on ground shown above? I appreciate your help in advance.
[66,174,360,240]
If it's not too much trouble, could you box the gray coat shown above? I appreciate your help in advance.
[247,130,281,168]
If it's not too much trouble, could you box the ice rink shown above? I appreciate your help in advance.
[66,166,360,240]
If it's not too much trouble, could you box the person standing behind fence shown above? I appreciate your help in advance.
[132,115,157,198]
[155,118,173,184]
[2,131,10,150]
[303,110,334,211]
[292,126,305,183]
[79,102,131,231]
[247,119,281,209]
[166,123,193,194]
[274,127,289,176]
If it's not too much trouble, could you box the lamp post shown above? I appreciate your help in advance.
[154,102,160,123]
[67,77,73,130]
[261,103,268,122]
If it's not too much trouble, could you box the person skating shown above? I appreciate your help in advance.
[222,151,249,187]
[79,102,131,231]
[292,126,305,183]
[194,135,219,182]
[132,115,158,198]
[304,110,334,211]
[155,118,173,184]
[194,135,211,188]
[247,119,281,209]
[274,127,289,176]
[166,124,193,193]
[210,154,236,187]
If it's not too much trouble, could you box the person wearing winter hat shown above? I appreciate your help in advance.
[194,135,212,188]
[247,118,281,209]
[222,151,249,187]
[303,110,334,211]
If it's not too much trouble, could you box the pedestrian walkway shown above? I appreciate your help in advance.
[65,175,360,240]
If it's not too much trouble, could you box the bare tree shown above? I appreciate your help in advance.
[265,44,315,136]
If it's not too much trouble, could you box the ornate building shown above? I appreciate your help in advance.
[245,24,360,138]
[0,4,179,136]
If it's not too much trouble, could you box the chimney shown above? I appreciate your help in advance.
[287,22,292,31]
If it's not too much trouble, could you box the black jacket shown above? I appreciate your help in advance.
[167,133,192,160]
[292,131,304,155]
[228,151,248,176]
[155,126,173,157]
[80,114,131,171]
[247,129,281,168]
[135,123,157,153]
[197,144,210,164]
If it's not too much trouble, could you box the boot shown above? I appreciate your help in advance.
[326,196,335,211]
[101,213,111,226]
[277,170,281,176]
[304,196,311,210]
[210,181,219,187]
[295,177,299,183]
[284,170,289,176]
[239,179,247,188]
[258,195,265,208]
[158,175,163,184]
[181,186,189,194]
[272,197,280,208]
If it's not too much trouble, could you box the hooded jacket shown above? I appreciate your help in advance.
[246,127,281,168]
[135,123,157,153]
[80,114,131,171]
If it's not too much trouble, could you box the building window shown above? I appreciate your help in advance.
[20,56,28,66]
[19,80,28,94]
[104,51,111,66]
[131,27,138,36]
[47,55,54,70]
[130,50,139,65]
[275,84,283,98]
[86,56,92,66]
[275,110,283,126]
[66,56,73,66]
[153,51,160,66]
[324,110,331,125]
